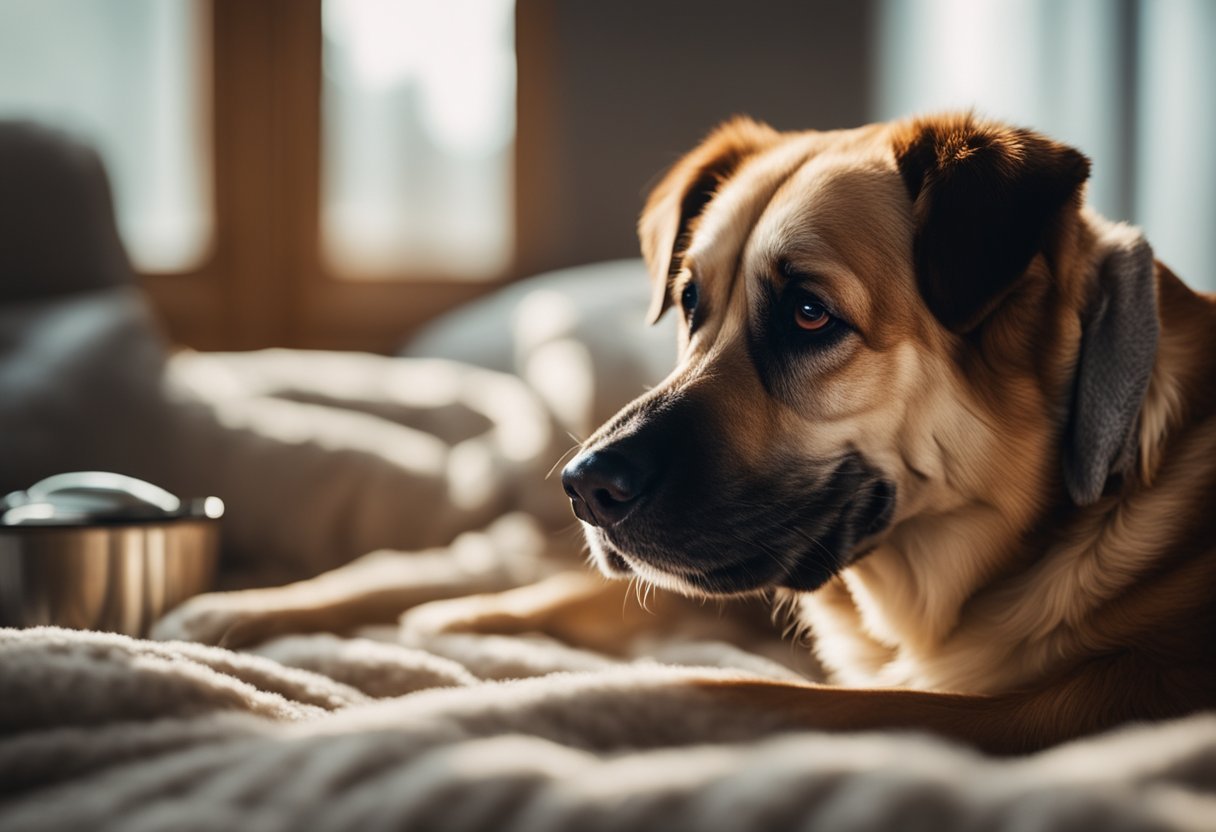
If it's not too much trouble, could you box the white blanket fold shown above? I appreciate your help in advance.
[3,626,1215,832]
[4,300,1213,830]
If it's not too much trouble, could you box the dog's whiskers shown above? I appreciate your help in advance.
[545,442,583,481]
[639,576,657,614]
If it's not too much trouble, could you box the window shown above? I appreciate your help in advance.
[0,0,211,273]
[877,0,1216,291]
[0,1,538,351]
[321,0,515,280]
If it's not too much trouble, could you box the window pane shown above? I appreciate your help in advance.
[322,0,515,281]
[875,0,1126,221]
[1134,0,1216,291]
[0,0,211,273]
[875,0,1216,291]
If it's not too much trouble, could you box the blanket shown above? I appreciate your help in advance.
[8,122,1209,830]
[4,274,1214,830]
[4,589,1216,829]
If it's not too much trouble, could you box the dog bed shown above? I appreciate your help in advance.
[3,611,1215,831]
[6,121,1211,830]
[3,281,1214,831]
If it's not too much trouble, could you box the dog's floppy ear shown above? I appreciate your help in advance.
[893,114,1091,333]
[1062,229,1159,505]
[639,117,778,323]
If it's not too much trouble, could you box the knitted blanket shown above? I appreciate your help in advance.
[3,607,1215,830]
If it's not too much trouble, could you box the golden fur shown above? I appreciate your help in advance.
[563,113,1216,753]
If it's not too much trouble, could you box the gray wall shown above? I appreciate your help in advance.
[517,0,875,276]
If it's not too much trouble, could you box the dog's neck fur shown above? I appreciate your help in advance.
[797,224,1214,696]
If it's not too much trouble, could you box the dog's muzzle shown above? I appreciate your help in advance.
[561,393,896,596]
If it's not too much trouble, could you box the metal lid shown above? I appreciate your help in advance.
[1,472,224,527]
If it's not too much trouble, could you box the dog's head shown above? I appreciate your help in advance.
[562,114,1158,597]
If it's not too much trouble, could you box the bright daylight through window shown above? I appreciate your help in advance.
[322,0,516,281]
[0,0,211,273]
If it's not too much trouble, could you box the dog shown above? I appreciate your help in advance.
[157,113,1215,755]
[556,112,1216,753]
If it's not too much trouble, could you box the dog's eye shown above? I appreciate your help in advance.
[794,298,833,332]
[681,281,699,320]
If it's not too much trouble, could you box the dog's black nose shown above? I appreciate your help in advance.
[561,449,649,527]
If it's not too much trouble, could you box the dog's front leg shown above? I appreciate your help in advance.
[402,572,718,655]
[401,572,785,658]
[685,651,1177,755]
[152,514,551,648]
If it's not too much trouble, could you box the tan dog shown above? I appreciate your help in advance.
[556,113,1216,753]
[158,113,1215,755]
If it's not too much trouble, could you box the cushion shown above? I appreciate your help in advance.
[401,259,677,439]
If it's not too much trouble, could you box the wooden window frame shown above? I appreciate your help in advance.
[142,0,555,353]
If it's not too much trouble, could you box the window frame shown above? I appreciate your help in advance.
[142,0,554,352]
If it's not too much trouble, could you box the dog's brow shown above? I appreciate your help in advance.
[688,137,822,292]
[764,256,828,295]
[773,258,800,284]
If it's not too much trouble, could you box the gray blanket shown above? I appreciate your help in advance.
[4,285,1214,831]
[3,618,1216,831]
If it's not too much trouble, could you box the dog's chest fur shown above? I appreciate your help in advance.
[794,308,1211,695]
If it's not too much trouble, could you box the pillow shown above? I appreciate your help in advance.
[162,349,570,580]
[401,259,677,440]
[0,287,173,494]
[0,289,571,581]
[0,121,133,302]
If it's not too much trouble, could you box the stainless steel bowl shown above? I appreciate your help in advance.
[0,472,223,635]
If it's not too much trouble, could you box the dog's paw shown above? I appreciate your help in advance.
[399,571,610,642]
[398,594,500,640]
[151,591,292,648]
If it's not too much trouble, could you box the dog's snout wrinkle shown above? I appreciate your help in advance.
[562,449,652,528]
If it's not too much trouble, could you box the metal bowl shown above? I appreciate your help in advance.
[0,472,223,635]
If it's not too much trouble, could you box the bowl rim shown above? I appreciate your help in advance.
[0,516,221,532]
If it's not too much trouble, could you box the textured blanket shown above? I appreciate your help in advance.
[4,606,1216,830]
[7,129,1211,830]
[4,277,1215,829]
